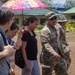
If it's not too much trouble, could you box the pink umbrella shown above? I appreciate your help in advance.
[1,0,48,10]
[1,0,48,25]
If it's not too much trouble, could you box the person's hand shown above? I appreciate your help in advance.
[4,45,15,56]
[63,51,71,59]
[18,28,25,36]
[17,30,23,38]
[20,29,25,34]
[54,55,61,61]
[14,30,23,50]
[25,64,30,72]
[10,67,15,75]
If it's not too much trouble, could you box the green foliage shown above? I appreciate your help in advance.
[41,0,52,6]
[34,20,47,33]
[1,0,7,3]
[37,24,44,30]
[16,24,22,28]
[65,20,75,31]
[65,0,75,10]
[35,24,45,33]
[35,20,75,33]
[36,22,46,30]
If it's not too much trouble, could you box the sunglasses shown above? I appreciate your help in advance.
[49,17,57,21]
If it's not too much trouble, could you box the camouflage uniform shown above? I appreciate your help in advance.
[41,24,68,75]
[55,15,71,69]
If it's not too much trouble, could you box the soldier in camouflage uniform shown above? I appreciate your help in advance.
[40,12,68,75]
[56,15,71,69]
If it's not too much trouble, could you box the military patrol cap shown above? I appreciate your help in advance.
[45,12,56,19]
[57,15,68,22]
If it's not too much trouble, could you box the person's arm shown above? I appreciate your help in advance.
[14,30,23,50]
[21,41,28,65]
[21,31,30,72]
[60,27,70,53]
[21,41,30,72]
[0,45,15,59]
[10,67,15,75]
[14,37,22,50]
[0,49,8,59]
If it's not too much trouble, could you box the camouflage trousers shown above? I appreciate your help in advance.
[64,52,71,69]
[42,57,69,75]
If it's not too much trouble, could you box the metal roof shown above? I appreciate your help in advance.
[63,7,75,14]
[14,8,61,16]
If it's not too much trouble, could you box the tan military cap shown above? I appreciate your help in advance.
[45,12,56,19]
[57,15,68,22]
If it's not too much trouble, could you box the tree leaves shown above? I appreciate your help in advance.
[1,0,7,3]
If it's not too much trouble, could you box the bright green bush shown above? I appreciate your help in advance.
[65,20,75,31]
[35,24,45,33]
[16,24,22,28]
[36,22,46,30]
[17,20,75,32]
[37,24,44,30]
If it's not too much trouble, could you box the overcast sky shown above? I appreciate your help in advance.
[53,0,66,4]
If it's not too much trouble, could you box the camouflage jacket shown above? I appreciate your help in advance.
[55,23,69,53]
[40,24,59,58]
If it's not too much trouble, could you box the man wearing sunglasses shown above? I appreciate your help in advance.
[40,12,68,75]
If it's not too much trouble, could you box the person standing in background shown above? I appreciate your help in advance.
[21,16,40,75]
[6,22,22,70]
[56,15,71,69]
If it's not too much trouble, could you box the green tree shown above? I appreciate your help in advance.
[1,0,7,3]
[41,0,52,6]
[0,0,7,6]
[65,0,75,9]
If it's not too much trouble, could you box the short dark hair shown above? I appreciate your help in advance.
[27,16,38,25]
[10,22,19,30]
[5,22,19,33]
[0,7,14,25]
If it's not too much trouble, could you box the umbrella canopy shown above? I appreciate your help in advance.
[1,0,48,25]
[1,0,48,11]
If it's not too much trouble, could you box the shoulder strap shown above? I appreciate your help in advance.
[0,32,8,45]
[25,30,35,36]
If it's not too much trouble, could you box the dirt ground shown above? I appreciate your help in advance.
[14,32,75,75]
